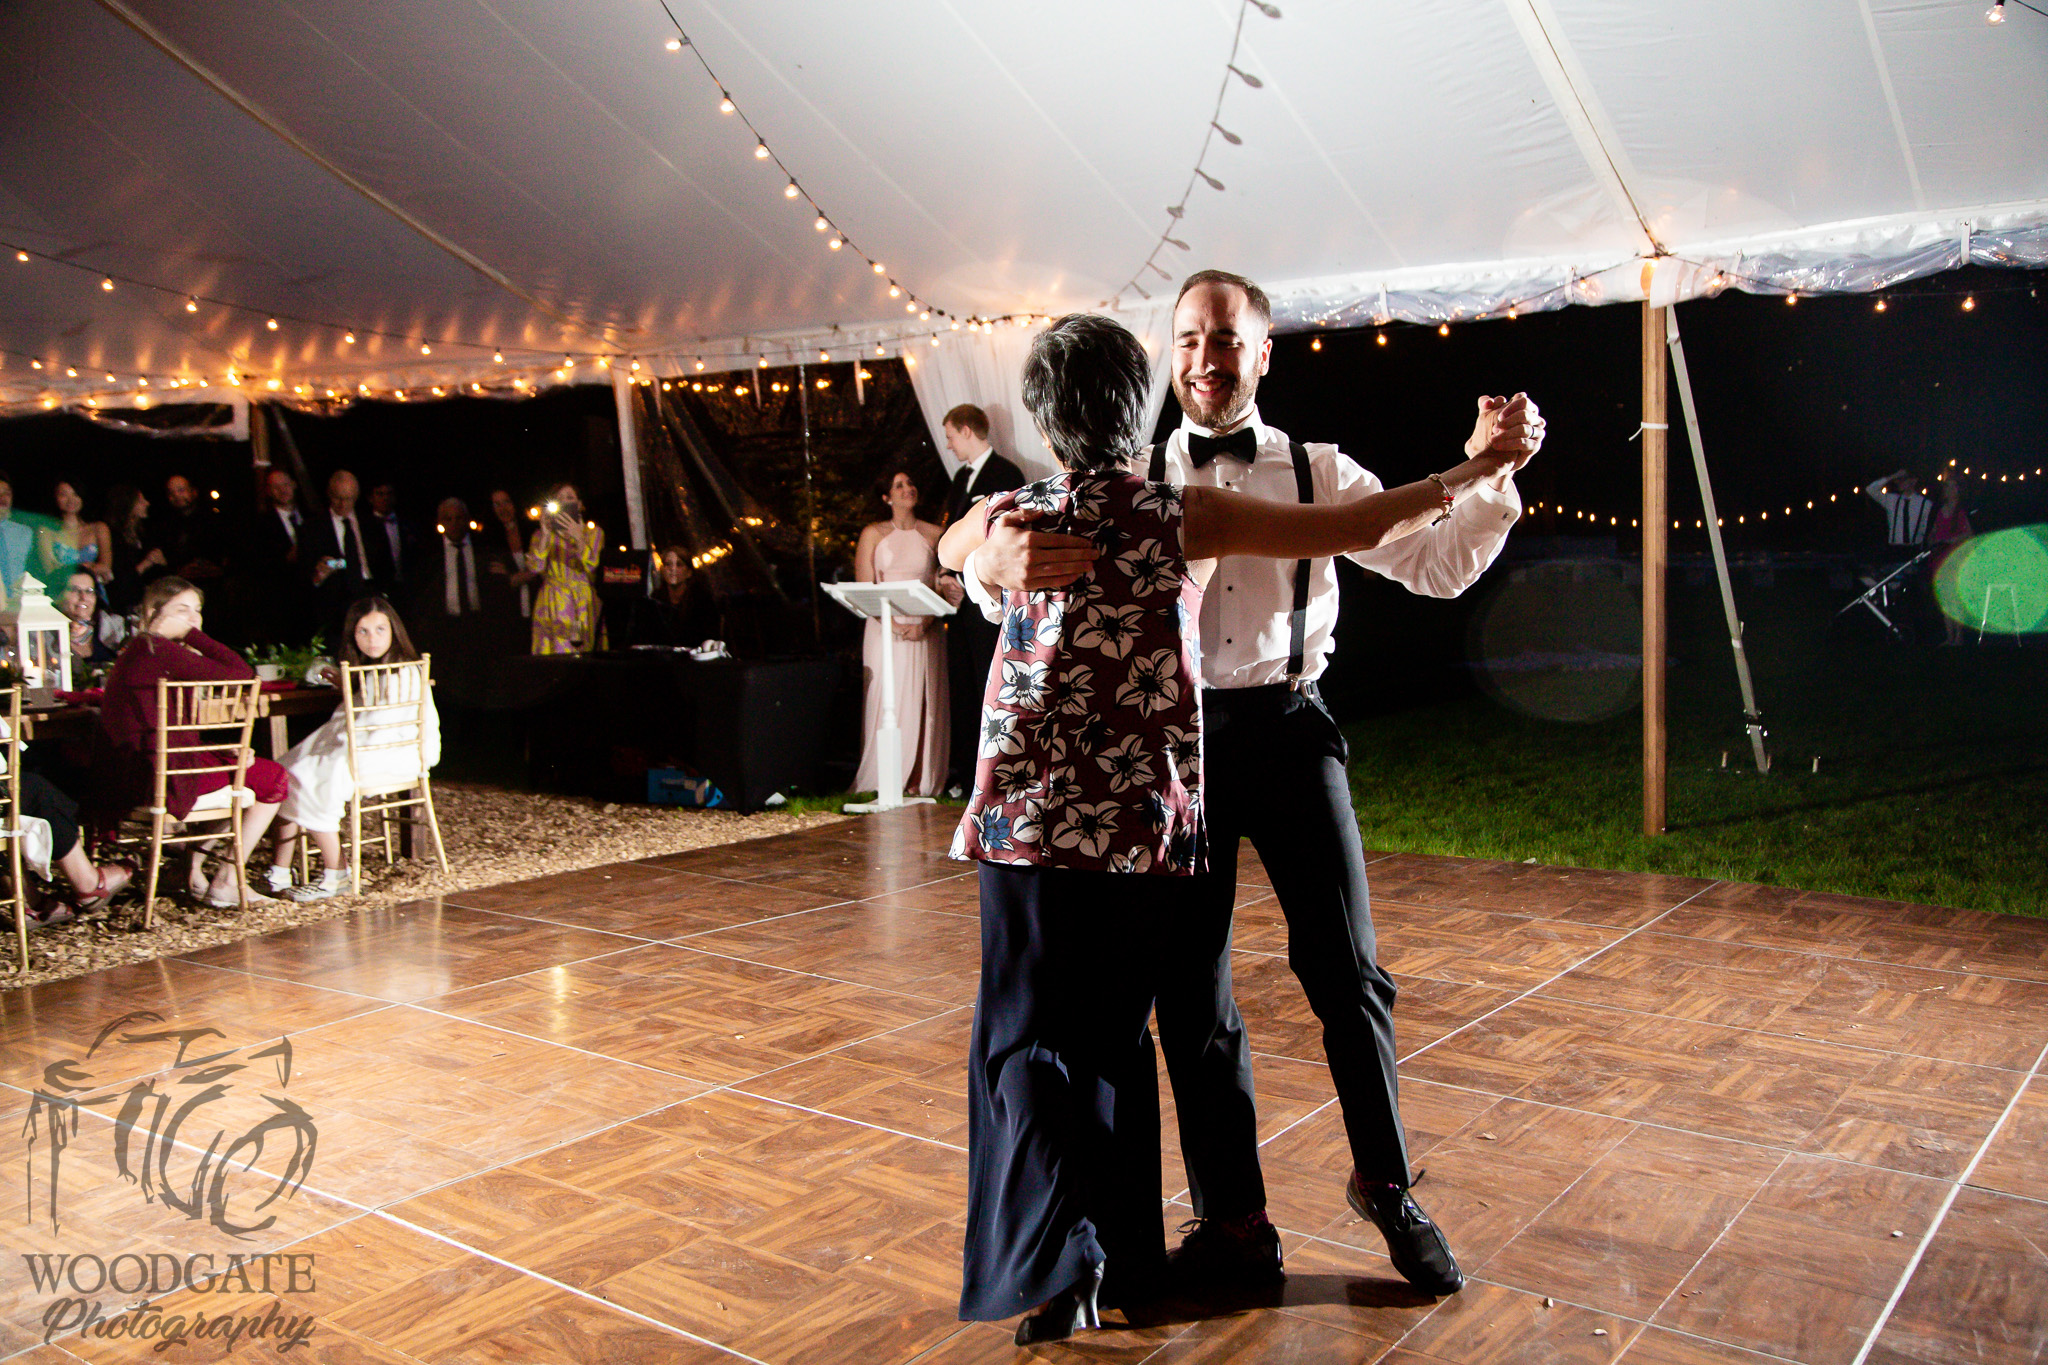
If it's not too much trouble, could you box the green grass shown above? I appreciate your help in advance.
[1343,580,2048,916]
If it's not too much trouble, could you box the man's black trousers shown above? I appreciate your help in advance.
[1155,683,1412,1219]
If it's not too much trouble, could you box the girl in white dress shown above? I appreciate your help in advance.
[263,597,440,900]
[852,469,950,796]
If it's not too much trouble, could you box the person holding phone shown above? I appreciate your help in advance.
[527,482,603,654]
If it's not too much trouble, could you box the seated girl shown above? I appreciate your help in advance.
[94,577,288,907]
[935,314,1525,1343]
[265,597,440,900]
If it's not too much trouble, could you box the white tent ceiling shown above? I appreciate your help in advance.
[2,0,2043,412]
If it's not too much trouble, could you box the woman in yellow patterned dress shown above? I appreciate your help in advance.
[526,483,603,653]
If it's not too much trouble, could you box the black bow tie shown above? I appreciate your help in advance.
[1187,427,1258,469]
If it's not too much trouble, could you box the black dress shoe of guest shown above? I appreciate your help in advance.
[1347,1171,1464,1296]
[1165,1211,1284,1286]
[1014,1262,1105,1346]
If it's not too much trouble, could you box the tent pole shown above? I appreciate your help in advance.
[1642,301,1668,836]
[797,362,820,645]
[1666,309,1769,774]
[610,371,649,550]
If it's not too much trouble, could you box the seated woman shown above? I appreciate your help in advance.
[9,771,136,926]
[628,546,722,648]
[94,577,288,907]
[265,597,439,901]
[936,315,1526,1343]
[853,468,949,796]
[58,568,120,669]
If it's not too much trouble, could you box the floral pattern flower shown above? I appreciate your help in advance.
[1096,734,1157,792]
[1074,603,1145,660]
[1115,649,1181,715]
[953,471,1204,873]
[1052,802,1120,860]
[998,657,1051,711]
[1116,539,1178,596]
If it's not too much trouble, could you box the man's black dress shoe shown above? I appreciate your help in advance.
[1165,1211,1284,1285]
[1347,1171,1464,1296]
[1014,1262,1104,1345]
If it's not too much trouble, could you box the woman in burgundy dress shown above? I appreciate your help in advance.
[95,577,290,906]
[938,315,1527,1342]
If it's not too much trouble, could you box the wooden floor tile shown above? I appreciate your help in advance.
[1363,854,1711,928]
[1652,1155,1950,1364]
[1864,1186,2048,1365]
[1392,1280,1640,1363]
[446,860,849,937]
[1969,1075,2048,1200]
[684,903,982,1004]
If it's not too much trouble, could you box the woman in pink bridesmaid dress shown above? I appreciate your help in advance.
[853,469,950,795]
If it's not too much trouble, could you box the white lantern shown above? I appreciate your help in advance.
[0,574,71,700]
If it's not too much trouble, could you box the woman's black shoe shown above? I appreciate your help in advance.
[1014,1262,1105,1345]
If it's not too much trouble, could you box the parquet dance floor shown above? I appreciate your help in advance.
[3,805,2045,1363]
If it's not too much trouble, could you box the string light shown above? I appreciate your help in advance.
[266,317,279,330]
[718,93,735,113]
[784,183,799,199]
[664,36,682,50]
[1376,332,1388,347]
[185,297,198,312]
[1874,298,1887,312]
[1310,337,1321,351]
[344,332,356,344]
[1437,322,1450,336]
[1962,295,1977,311]
[754,143,769,160]
[100,277,113,291]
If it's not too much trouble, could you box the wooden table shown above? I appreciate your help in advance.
[24,684,339,756]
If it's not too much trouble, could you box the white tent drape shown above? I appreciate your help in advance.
[904,305,1175,485]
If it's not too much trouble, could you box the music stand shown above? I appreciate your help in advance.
[822,580,956,813]
[1834,549,1931,641]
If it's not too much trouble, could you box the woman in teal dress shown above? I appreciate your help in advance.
[38,479,112,595]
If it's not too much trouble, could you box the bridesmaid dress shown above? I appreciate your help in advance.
[853,526,950,796]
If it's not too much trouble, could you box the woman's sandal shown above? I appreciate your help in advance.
[1014,1262,1105,1346]
[74,862,135,916]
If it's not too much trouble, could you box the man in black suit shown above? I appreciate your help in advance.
[302,469,387,643]
[415,497,496,703]
[366,481,416,614]
[938,403,1024,794]
[245,469,313,645]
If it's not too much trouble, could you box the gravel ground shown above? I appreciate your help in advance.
[3,782,849,990]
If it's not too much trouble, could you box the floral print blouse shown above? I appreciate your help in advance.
[950,471,1205,875]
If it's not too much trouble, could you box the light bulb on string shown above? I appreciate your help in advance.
[827,237,842,251]
[1962,296,1976,311]
[754,143,770,160]
[888,285,901,298]
[719,93,735,113]
[1874,298,1887,313]
[266,317,279,330]
[493,351,503,363]
[1785,294,1798,306]
[872,262,885,275]
[664,37,682,51]
[1437,323,1450,336]
[784,183,799,199]
[919,311,930,320]
[1375,332,1388,347]
[185,297,198,313]
[13,251,26,263]
[1311,337,1321,351]
[1988,0,2005,21]
[694,357,705,371]
[100,277,113,291]
[905,302,917,314]
[814,217,829,232]
[344,332,356,344]
[420,344,432,355]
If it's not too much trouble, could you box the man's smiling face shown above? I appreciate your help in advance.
[1171,280,1272,434]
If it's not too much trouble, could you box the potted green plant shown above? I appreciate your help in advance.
[248,635,329,684]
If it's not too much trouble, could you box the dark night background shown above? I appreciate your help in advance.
[2,262,2042,780]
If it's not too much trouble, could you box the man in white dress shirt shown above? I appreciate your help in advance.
[964,270,1543,1298]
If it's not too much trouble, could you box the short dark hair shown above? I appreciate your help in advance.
[942,403,989,440]
[1175,269,1272,329]
[1021,315,1152,474]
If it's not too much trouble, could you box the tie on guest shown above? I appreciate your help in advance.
[307,469,377,642]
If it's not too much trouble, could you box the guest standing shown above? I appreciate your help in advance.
[525,483,602,654]
[852,470,949,796]
[1931,470,1974,646]
[246,469,311,645]
[36,479,112,592]
[0,473,37,607]
[487,488,538,655]
[149,475,226,584]
[367,482,414,612]
[303,470,381,643]
[102,484,164,618]
[939,406,1023,794]
[93,577,288,907]
[264,596,439,901]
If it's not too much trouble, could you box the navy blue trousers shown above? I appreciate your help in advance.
[959,862,1173,1321]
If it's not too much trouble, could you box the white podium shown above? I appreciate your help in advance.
[823,579,956,813]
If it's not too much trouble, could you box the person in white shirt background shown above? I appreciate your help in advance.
[964,268,1544,1300]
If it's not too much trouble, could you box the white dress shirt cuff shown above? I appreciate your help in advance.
[962,546,1005,623]
[1464,477,1521,521]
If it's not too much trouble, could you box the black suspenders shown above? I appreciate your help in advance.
[1148,437,1315,682]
